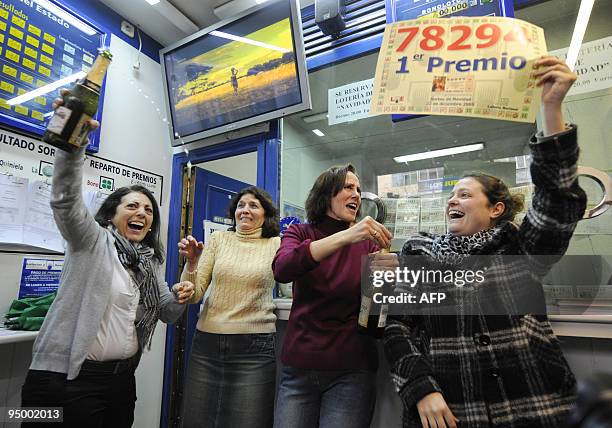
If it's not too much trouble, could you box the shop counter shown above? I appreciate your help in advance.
[273,299,612,338]
[0,328,38,345]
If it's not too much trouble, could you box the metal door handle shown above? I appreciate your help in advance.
[577,166,612,219]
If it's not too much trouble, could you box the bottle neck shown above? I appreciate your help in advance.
[84,55,111,90]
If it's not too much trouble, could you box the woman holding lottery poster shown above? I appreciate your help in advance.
[384,57,586,428]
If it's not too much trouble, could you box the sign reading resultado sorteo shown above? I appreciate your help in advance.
[370,17,547,123]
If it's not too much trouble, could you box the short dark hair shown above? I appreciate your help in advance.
[227,186,280,238]
[305,164,359,224]
[94,185,164,263]
[463,172,525,225]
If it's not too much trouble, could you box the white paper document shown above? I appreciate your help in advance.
[0,175,28,244]
[23,181,64,252]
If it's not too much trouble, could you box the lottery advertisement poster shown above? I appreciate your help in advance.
[370,17,547,123]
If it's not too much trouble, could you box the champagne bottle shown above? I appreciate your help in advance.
[43,49,112,152]
[358,248,390,339]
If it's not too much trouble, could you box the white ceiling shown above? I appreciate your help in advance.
[100,0,315,46]
[97,0,603,179]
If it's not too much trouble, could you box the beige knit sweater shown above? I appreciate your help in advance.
[181,228,280,334]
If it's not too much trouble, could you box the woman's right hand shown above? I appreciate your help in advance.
[416,392,459,428]
[342,215,392,249]
[178,235,204,270]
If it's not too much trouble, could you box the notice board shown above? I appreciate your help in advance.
[0,0,105,151]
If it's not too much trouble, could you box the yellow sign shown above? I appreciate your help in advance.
[370,16,547,123]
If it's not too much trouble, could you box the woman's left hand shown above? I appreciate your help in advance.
[369,252,399,273]
[533,56,577,107]
[172,281,195,304]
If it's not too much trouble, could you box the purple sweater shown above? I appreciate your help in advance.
[273,216,379,371]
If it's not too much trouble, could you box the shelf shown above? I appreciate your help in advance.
[0,327,38,345]
[273,298,292,321]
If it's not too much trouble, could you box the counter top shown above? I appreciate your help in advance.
[273,299,612,337]
[0,327,38,345]
[274,298,292,321]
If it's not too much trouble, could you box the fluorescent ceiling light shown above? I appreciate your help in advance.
[312,129,325,137]
[145,0,161,4]
[394,143,484,163]
[210,30,290,53]
[34,0,97,36]
[565,0,595,70]
[7,71,86,106]
[255,0,269,3]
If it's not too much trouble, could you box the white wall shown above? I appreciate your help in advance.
[0,34,174,428]
[101,35,174,428]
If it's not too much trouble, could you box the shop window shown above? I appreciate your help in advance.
[280,0,612,310]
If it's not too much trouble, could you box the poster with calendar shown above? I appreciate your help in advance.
[0,0,103,147]
[370,16,547,123]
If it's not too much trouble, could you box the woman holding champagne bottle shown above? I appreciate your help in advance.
[21,90,194,427]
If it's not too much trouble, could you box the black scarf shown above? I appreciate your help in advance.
[109,226,160,350]
[431,227,499,266]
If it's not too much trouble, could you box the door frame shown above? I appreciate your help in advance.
[160,120,280,428]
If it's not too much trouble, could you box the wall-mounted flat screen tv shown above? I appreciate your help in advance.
[160,0,311,145]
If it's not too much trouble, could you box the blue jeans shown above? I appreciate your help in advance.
[181,331,276,428]
[274,365,376,428]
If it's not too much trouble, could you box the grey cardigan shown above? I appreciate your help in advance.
[30,148,184,380]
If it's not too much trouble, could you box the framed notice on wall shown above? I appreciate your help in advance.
[0,0,107,152]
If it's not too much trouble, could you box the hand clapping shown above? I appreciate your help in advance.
[172,281,195,304]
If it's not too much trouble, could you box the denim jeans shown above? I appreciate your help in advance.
[274,365,377,428]
[20,363,136,428]
[181,331,276,428]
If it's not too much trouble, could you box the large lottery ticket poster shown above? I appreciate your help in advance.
[370,17,547,123]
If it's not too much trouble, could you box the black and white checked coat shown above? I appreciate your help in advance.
[383,126,587,428]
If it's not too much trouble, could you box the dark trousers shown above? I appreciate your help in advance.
[21,359,137,428]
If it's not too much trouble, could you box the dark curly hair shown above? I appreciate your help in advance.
[463,172,525,225]
[305,164,360,225]
[227,186,280,237]
[94,185,164,263]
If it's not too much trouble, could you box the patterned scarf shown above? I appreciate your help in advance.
[431,227,499,266]
[108,226,160,350]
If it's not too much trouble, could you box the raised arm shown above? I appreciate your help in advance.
[180,233,218,303]
[49,93,101,249]
[519,57,587,256]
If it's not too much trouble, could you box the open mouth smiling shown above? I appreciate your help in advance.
[128,221,145,231]
[448,209,465,220]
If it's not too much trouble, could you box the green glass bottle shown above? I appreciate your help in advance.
[43,49,112,152]
[358,248,390,339]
